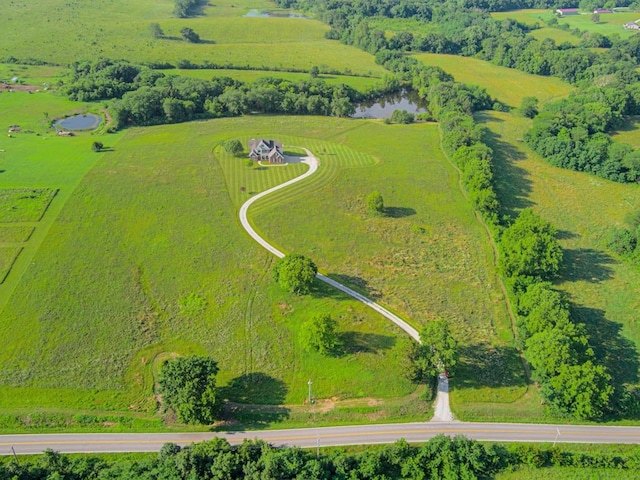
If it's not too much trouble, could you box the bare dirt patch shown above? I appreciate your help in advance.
[0,83,39,92]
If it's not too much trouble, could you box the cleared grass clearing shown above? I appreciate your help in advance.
[0,226,34,243]
[163,69,381,90]
[245,121,530,409]
[0,247,22,284]
[0,0,384,76]
[478,111,640,421]
[0,64,64,85]
[0,116,424,430]
[612,115,640,147]
[528,27,579,44]
[414,54,573,108]
[0,188,58,222]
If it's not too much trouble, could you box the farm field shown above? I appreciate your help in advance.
[477,110,640,421]
[248,121,535,415]
[0,0,385,76]
[161,69,381,90]
[413,54,573,108]
[493,9,640,39]
[1,111,450,432]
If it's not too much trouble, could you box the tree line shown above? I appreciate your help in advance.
[3,434,639,480]
[64,60,402,128]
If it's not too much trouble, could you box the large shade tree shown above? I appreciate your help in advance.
[273,253,318,294]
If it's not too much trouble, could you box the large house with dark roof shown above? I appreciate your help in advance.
[248,139,285,163]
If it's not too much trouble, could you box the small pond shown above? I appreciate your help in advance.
[243,9,308,18]
[55,114,101,131]
[352,93,427,119]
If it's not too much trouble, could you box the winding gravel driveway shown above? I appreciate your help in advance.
[238,148,453,422]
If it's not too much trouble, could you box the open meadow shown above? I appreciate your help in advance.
[414,54,573,108]
[0,0,385,77]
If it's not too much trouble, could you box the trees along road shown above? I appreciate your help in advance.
[2,150,637,456]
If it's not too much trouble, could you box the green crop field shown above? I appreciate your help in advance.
[414,54,573,108]
[161,69,381,90]
[477,111,640,421]
[0,0,385,76]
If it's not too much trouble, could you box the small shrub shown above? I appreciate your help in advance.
[91,141,103,152]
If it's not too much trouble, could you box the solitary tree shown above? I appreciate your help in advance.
[309,66,320,78]
[91,141,103,152]
[518,96,539,118]
[180,27,200,43]
[366,190,385,215]
[273,253,317,294]
[592,12,600,23]
[158,356,222,424]
[223,139,243,156]
[302,314,341,355]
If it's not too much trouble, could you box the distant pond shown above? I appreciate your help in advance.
[55,114,101,131]
[243,9,308,18]
[353,93,427,119]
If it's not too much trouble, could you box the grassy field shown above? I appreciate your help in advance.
[492,9,640,39]
[0,0,385,76]
[477,111,640,420]
[0,112,448,431]
[414,54,573,108]
[161,69,381,90]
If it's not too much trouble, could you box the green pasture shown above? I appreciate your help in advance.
[0,0,385,76]
[414,54,573,108]
[477,111,640,418]
[528,27,579,44]
[496,467,640,479]
[612,115,640,147]
[162,69,381,90]
[0,115,432,430]
[0,64,64,85]
[491,9,579,44]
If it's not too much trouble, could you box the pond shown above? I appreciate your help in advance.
[243,9,308,18]
[55,114,101,131]
[352,93,427,119]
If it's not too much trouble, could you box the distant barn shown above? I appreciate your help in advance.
[556,8,579,15]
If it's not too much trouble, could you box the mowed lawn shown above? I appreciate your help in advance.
[0,116,430,430]
[0,0,385,76]
[414,54,573,108]
[245,121,533,413]
[478,111,640,420]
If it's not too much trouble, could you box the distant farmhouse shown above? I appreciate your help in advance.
[556,8,579,15]
[593,8,613,14]
[624,21,640,30]
[248,139,285,164]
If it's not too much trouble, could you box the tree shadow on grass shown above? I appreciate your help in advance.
[455,343,529,390]
[479,120,534,219]
[323,273,382,300]
[572,305,639,386]
[221,372,288,405]
[308,278,355,301]
[385,206,416,218]
[217,373,289,430]
[571,304,640,420]
[559,248,616,283]
[340,331,396,355]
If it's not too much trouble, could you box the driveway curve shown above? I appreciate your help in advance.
[238,148,452,421]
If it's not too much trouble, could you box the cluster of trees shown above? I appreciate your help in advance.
[498,209,618,419]
[516,282,613,419]
[402,320,458,385]
[65,60,403,129]
[5,434,640,479]
[525,85,640,183]
[607,210,640,264]
[158,356,222,424]
[173,0,206,18]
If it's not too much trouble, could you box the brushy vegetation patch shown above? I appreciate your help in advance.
[0,226,34,243]
[0,188,57,222]
[0,247,22,284]
[414,54,573,108]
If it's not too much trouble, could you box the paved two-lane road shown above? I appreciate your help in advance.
[1,422,639,455]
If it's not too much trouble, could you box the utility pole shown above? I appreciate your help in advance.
[308,379,313,404]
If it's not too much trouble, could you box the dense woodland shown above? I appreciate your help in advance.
[2,436,639,479]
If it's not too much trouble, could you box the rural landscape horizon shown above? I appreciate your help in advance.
[1,0,640,477]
